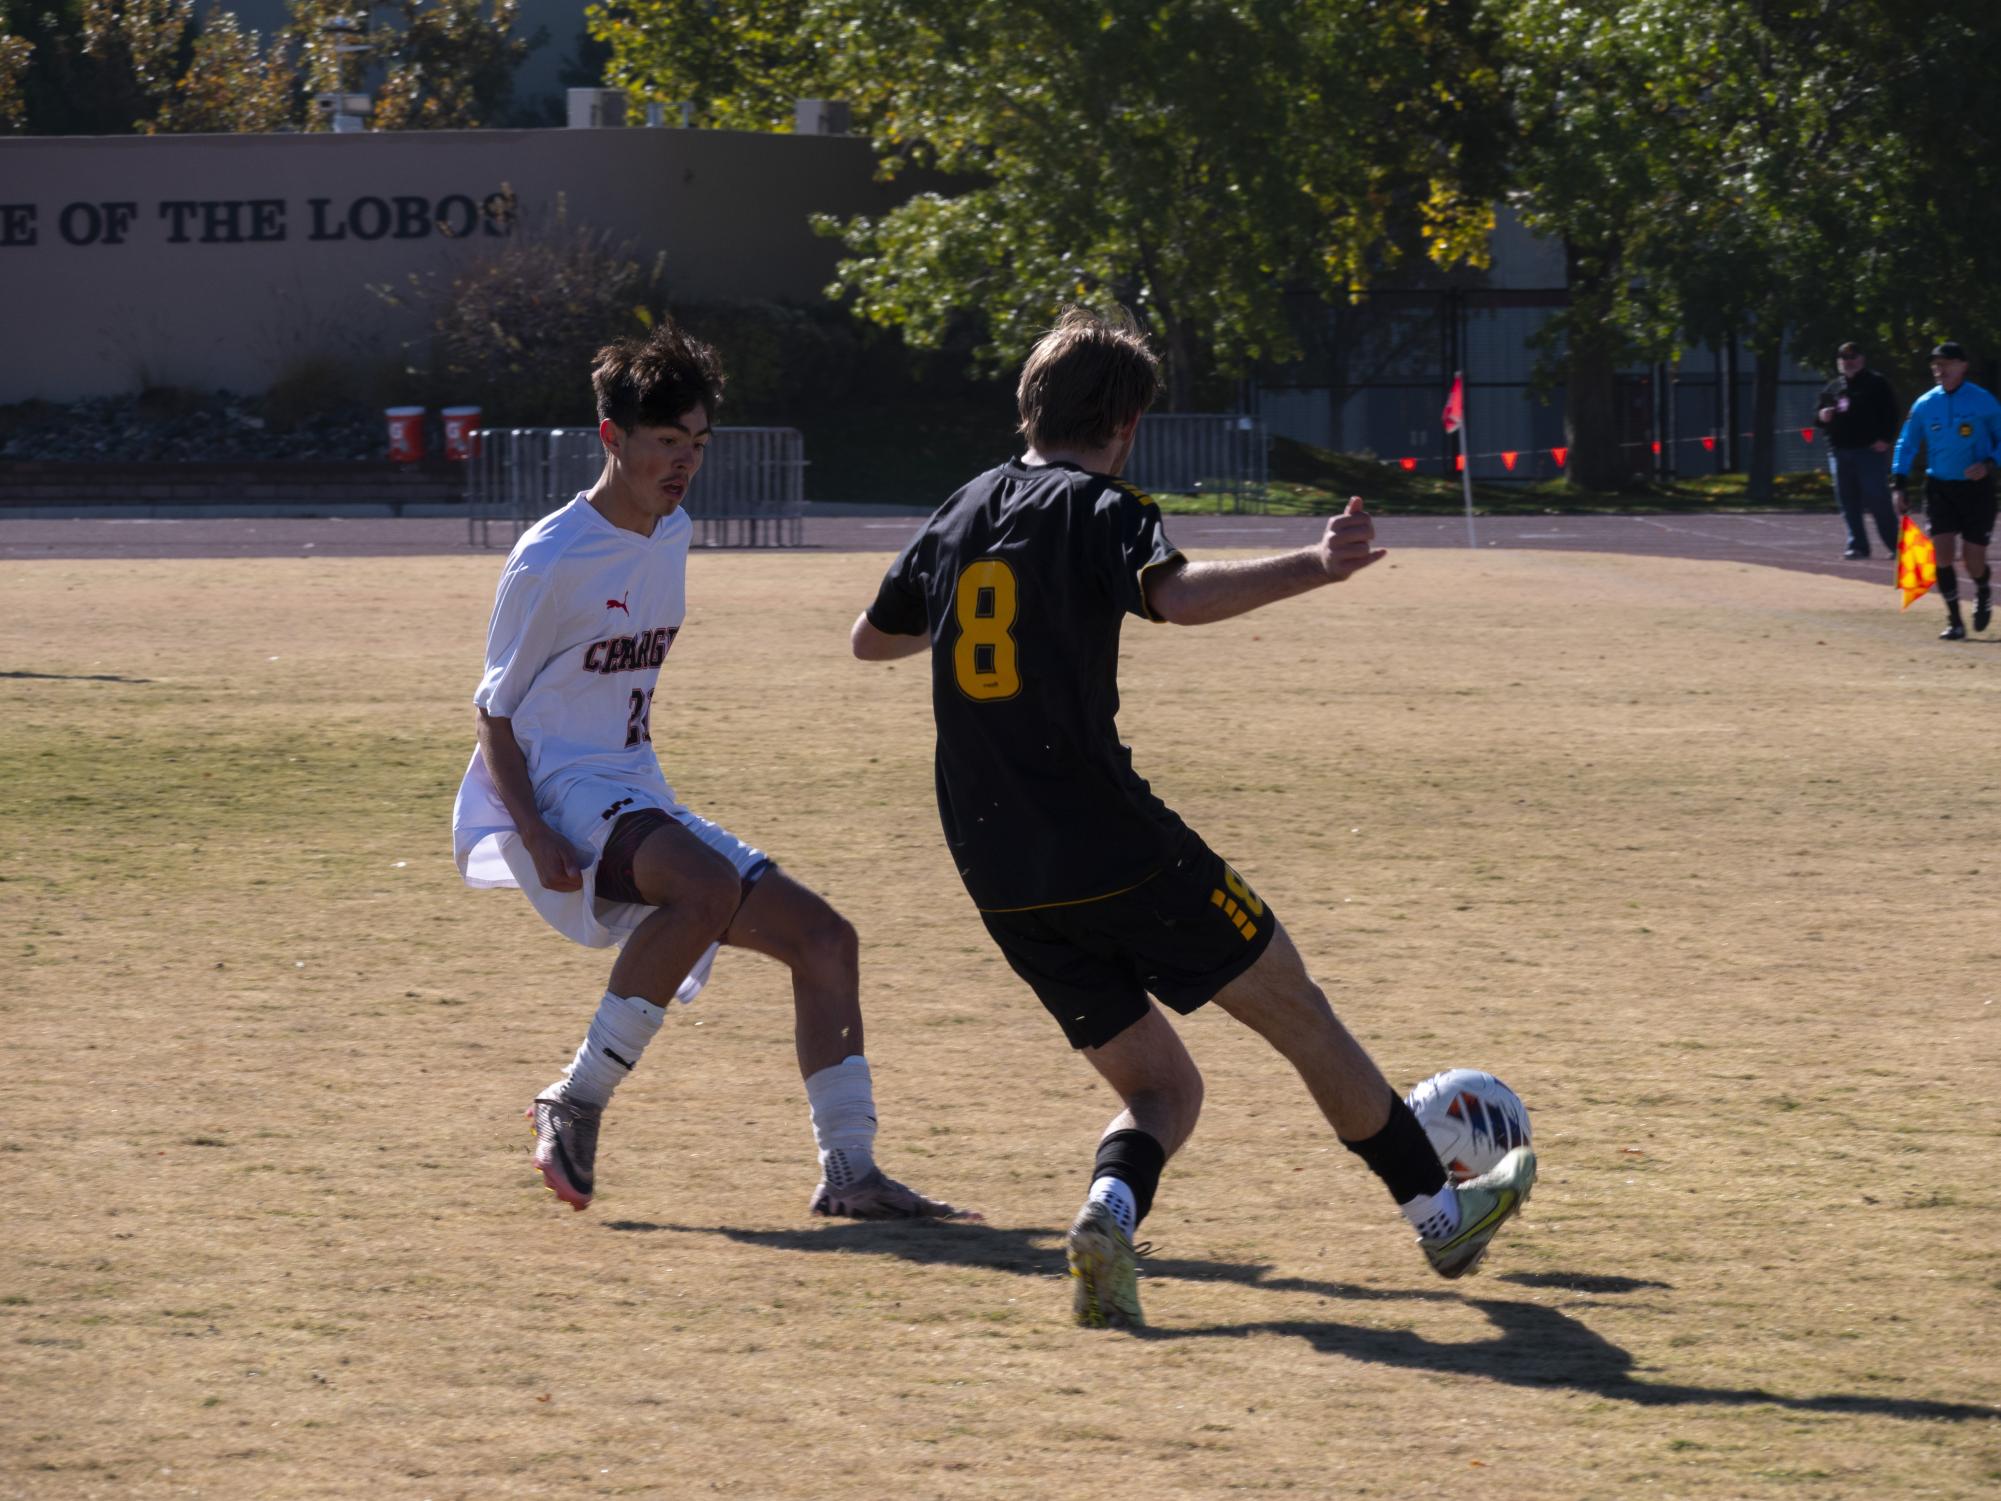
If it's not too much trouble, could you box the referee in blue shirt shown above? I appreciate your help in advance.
[1892,341,2001,639]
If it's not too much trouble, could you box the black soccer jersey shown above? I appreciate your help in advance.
[866,459,1189,911]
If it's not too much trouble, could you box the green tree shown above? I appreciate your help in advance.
[1500,0,2001,494]
[149,8,294,133]
[0,0,166,133]
[594,0,1507,408]
[0,32,30,127]
[589,0,812,130]
[3,0,532,134]
[371,0,527,129]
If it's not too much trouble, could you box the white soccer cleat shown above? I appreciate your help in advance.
[808,1167,981,1221]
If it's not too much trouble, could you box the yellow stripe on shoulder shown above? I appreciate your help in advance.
[1109,478,1158,507]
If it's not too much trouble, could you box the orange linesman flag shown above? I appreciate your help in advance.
[1897,517,1937,609]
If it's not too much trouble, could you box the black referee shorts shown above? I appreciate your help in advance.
[1926,474,1998,546]
[978,833,1277,1050]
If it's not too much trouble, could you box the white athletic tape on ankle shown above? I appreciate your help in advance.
[1088,1176,1139,1238]
[561,991,666,1106]
[1400,1184,1461,1241]
[806,1055,878,1177]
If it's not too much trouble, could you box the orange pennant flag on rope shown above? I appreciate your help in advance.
[1898,517,1936,610]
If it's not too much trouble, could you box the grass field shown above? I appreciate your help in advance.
[3,543,1998,1500]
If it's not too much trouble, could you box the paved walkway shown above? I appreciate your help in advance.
[0,509,1899,585]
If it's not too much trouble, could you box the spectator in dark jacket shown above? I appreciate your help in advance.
[1816,341,1900,559]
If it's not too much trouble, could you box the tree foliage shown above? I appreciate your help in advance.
[588,0,811,131]
[0,32,30,126]
[1499,0,2001,491]
[149,7,293,132]
[372,191,664,423]
[0,0,526,134]
[370,0,526,129]
[595,0,1508,408]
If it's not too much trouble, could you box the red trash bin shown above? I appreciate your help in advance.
[441,406,482,461]
[385,406,425,463]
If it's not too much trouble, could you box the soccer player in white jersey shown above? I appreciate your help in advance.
[453,322,971,1221]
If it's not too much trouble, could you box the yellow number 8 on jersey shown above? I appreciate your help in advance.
[952,559,1021,700]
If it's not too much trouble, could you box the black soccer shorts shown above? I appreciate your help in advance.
[597,808,772,907]
[1926,474,1998,546]
[978,832,1278,1050]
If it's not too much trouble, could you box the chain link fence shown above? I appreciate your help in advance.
[1127,414,1271,512]
[1254,288,1832,483]
[467,426,807,548]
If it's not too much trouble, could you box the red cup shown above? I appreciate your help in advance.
[442,406,482,462]
[385,406,425,463]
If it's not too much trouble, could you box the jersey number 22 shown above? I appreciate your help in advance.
[624,689,653,747]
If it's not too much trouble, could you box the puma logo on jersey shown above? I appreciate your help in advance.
[583,626,676,675]
[606,593,631,614]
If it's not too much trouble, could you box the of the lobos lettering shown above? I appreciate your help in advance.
[583,628,675,675]
[307,192,512,242]
[0,191,515,248]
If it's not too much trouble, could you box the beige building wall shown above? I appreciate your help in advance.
[0,127,901,403]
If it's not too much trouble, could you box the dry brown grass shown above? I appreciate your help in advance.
[2,545,1998,1500]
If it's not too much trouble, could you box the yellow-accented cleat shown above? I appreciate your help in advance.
[1421,1145,1536,1279]
[1067,1201,1145,1328]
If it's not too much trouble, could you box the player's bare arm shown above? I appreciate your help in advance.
[850,614,929,660]
[1146,497,1386,626]
[473,707,584,891]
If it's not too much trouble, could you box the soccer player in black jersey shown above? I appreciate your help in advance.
[851,307,1535,1328]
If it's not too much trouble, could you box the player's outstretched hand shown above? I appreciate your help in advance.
[1317,497,1388,581]
[522,823,586,893]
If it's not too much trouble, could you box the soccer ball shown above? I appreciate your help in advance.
[1405,1069,1531,1183]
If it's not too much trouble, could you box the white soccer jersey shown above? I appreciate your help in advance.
[473,493,691,791]
[453,494,700,954]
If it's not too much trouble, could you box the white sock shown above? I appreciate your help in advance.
[552,991,665,1107]
[805,1055,877,1188]
[1087,1175,1139,1239]
[1401,1184,1462,1242]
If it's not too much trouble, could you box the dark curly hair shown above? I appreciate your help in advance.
[592,320,726,430]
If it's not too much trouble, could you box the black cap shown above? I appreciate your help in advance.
[1931,340,1968,361]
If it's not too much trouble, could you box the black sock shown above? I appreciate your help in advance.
[1975,568,1991,598]
[1092,1129,1167,1226]
[1342,1092,1448,1205]
[1939,564,1959,606]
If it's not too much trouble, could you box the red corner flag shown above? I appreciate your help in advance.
[1442,374,1465,434]
[1897,517,1937,610]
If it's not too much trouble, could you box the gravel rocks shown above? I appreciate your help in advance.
[0,390,392,463]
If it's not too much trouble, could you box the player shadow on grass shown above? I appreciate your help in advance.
[0,669,152,682]
[609,1217,1372,1291]
[614,1221,1998,1424]
[1152,1298,2000,1425]
[614,1219,1677,1310]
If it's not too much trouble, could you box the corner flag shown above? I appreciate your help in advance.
[1442,375,1465,434]
[1897,517,1936,609]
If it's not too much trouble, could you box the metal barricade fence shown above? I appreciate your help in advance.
[1126,414,1271,513]
[467,426,807,548]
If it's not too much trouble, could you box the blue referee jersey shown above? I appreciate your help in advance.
[1892,382,2001,480]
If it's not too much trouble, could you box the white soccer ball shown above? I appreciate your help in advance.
[1405,1068,1531,1183]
